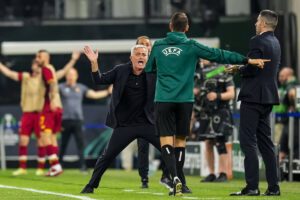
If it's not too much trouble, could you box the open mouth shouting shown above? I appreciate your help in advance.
[136,60,145,71]
[138,60,144,66]
[130,47,148,74]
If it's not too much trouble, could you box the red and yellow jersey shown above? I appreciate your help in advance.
[19,72,45,112]
[41,64,62,112]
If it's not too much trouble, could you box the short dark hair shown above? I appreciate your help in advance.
[170,12,188,32]
[38,49,49,54]
[136,36,150,44]
[37,49,50,63]
[259,10,278,30]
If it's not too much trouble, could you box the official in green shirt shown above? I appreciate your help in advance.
[145,11,269,196]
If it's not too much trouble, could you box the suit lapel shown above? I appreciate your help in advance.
[118,64,131,97]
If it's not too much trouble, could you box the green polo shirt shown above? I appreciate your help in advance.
[145,31,246,102]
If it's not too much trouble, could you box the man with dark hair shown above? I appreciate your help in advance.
[35,50,80,176]
[170,12,188,32]
[278,67,299,166]
[227,9,281,196]
[0,50,79,177]
[145,11,268,196]
[0,60,45,176]
[135,36,173,190]
[258,9,278,30]
[195,59,235,183]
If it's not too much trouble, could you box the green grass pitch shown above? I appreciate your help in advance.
[0,169,299,199]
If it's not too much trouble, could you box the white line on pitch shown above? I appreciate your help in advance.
[0,184,100,200]
[123,189,135,192]
[152,193,165,195]
[122,188,225,199]
[183,198,223,200]
[136,191,151,194]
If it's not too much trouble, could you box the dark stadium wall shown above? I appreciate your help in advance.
[0,19,253,53]
[0,19,254,105]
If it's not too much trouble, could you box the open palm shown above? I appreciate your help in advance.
[84,46,99,63]
[72,50,81,60]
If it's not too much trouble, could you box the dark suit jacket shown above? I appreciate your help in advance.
[91,62,156,128]
[238,31,280,105]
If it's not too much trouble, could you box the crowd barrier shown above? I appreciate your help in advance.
[1,112,299,182]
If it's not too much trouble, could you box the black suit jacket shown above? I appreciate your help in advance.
[238,31,280,105]
[91,62,156,128]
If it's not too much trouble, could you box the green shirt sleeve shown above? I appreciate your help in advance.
[145,45,157,73]
[191,40,245,64]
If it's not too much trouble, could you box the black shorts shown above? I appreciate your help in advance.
[198,108,233,136]
[207,136,228,143]
[154,102,193,137]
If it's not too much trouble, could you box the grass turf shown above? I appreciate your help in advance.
[0,169,299,200]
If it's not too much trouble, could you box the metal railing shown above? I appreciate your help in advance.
[0,125,6,170]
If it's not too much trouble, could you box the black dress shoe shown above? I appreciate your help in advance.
[214,173,228,182]
[81,184,94,193]
[182,184,192,193]
[160,176,172,189]
[140,181,149,189]
[230,187,260,196]
[263,189,280,196]
[201,174,216,182]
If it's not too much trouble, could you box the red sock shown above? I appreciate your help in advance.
[53,146,59,156]
[19,146,27,169]
[37,146,46,169]
[46,145,59,167]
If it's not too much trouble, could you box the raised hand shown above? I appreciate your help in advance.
[248,59,271,69]
[72,50,81,61]
[84,46,99,63]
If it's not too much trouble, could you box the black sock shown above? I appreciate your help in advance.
[141,177,148,183]
[161,159,171,179]
[161,145,177,180]
[175,147,186,185]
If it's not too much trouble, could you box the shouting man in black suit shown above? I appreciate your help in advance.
[80,44,174,194]
[226,10,281,196]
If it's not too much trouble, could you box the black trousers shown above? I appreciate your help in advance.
[88,124,167,188]
[137,138,149,180]
[59,119,86,169]
[240,101,278,190]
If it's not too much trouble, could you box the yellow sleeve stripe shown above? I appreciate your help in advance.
[47,79,54,83]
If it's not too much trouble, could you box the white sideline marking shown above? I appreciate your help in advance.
[123,188,223,199]
[136,191,151,194]
[152,193,164,195]
[123,189,135,192]
[0,184,100,200]
[183,198,221,200]
[183,198,222,200]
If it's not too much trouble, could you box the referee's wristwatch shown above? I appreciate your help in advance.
[242,57,249,65]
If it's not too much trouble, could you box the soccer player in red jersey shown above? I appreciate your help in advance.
[35,50,80,176]
[0,60,46,176]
